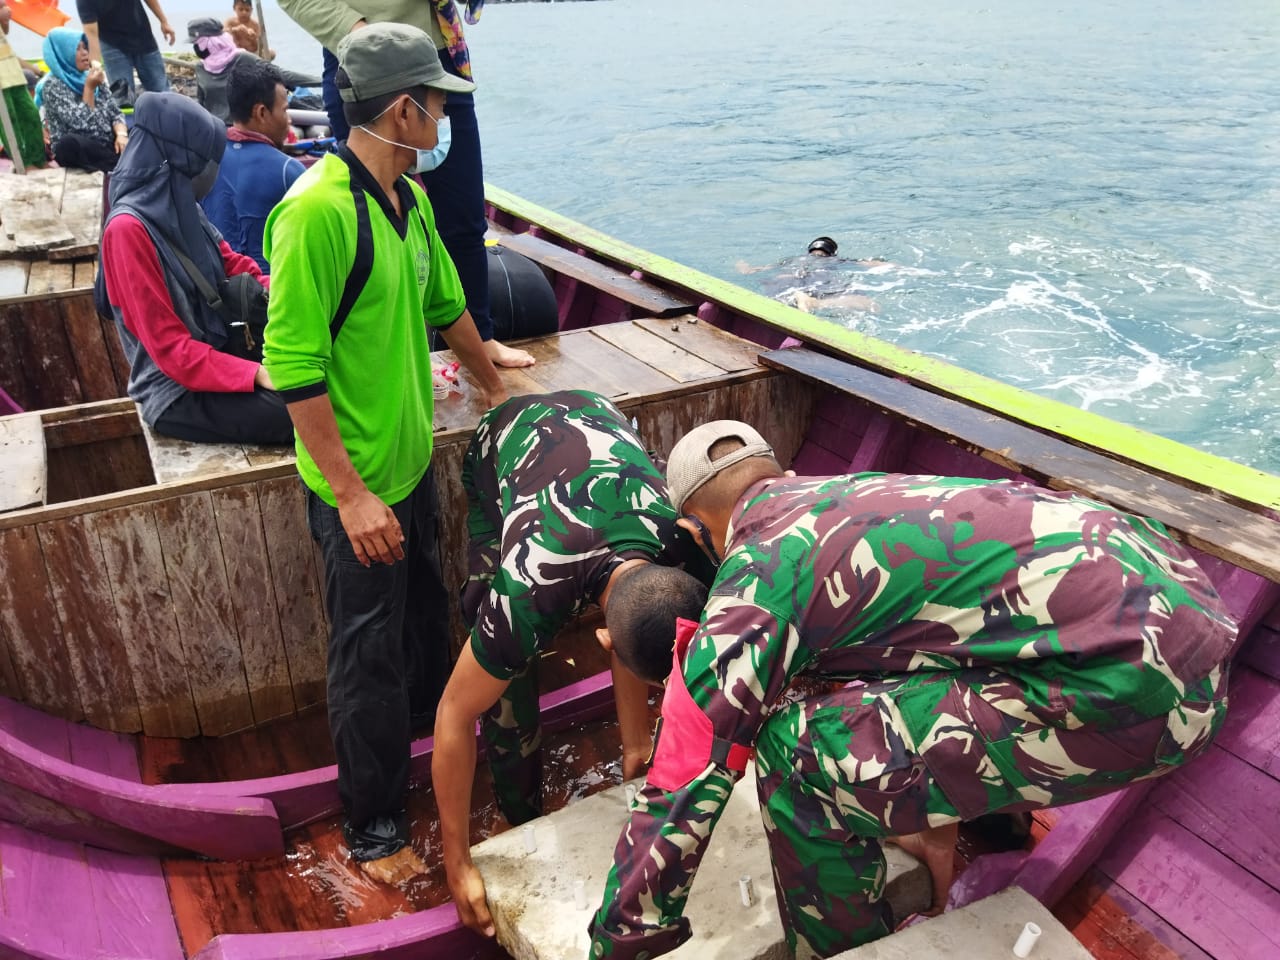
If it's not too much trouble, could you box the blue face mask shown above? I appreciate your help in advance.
[359,97,451,174]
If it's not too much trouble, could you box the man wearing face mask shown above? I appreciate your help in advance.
[97,91,293,444]
[262,22,508,885]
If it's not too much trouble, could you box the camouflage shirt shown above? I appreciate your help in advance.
[461,390,681,679]
[590,473,1236,957]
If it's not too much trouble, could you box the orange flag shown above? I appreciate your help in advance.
[8,0,70,37]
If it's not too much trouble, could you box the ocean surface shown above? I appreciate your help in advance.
[13,0,1279,474]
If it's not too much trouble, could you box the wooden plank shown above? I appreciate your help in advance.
[9,296,83,410]
[0,822,98,958]
[572,328,681,396]
[0,412,44,511]
[47,242,100,262]
[258,477,328,711]
[590,321,727,382]
[84,846,185,960]
[38,515,141,730]
[1212,670,1280,781]
[241,443,295,468]
[432,441,470,654]
[0,302,34,411]
[72,258,98,289]
[99,307,131,393]
[24,259,75,294]
[0,526,81,717]
[1148,744,1280,890]
[521,333,631,397]
[1013,783,1156,908]
[154,492,254,735]
[1056,873,1211,960]
[1097,806,1280,960]
[634,315,763,372]
[499,230,692,316]
[141,420,252,484]
[763,347,1280,583]
[58,293,120,402]
[211,483,296,726]
[90,506,199,737]
[1243,625,1280,682]
[0,259,28,298]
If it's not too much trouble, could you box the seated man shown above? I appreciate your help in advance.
[97,92,292,445]
[432,390,707,934]
[202,56,305,271]
[589,420,1236,959]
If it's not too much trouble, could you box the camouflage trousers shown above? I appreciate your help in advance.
[481,657,545,826]
[753,667,1228,960]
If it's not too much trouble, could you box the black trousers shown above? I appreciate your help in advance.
[52,133,118,173]
[305,467,453,861]
[153,388,294,445]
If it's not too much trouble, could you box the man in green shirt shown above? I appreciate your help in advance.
[263,22,505,885]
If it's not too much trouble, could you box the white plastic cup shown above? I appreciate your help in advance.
[573,878,588,910]
[1012,921,1042,958]
[522,824,536,854]
[739,875,754,907]
[624,783,637,806]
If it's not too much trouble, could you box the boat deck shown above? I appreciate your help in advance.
[0,163,125,415]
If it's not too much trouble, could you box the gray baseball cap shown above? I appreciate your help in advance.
[666,421,775,514]
[336,22,475,102]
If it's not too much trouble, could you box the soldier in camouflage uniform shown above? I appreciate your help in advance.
[589,420,1236,960]
[433,390,706,938]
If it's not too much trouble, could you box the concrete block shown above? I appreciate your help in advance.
[472,763,931,960]
[832,886,1093,960]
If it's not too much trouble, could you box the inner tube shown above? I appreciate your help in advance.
[487,245,559,340]
[286,108,330,129]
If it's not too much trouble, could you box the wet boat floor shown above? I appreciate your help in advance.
[149,620,618,956]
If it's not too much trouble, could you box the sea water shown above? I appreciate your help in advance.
[14,0,1277,473]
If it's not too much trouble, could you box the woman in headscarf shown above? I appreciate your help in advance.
[35,27,127,172]
[96,92,292,445]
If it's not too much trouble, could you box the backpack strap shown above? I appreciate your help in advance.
[330,147,376,343]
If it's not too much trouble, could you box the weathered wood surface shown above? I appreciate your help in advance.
[0,290,128,414]
[764,346,1280,583]
[0,167,102,263]
[0,412,44,511]
[0,323,783,735]
[498,230,692,318]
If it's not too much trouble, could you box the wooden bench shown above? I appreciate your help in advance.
[761,346,1280,583]
[137,411,294,485]
[498,230,694,318]
[0,412,45,511]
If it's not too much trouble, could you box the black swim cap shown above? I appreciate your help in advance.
[808,236,838,256]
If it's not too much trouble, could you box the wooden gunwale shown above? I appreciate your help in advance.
[484,184,1280,515]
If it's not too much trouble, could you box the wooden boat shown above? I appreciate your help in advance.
[0,181,1276,960]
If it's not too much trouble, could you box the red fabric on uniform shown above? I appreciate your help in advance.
[647,617,753,791]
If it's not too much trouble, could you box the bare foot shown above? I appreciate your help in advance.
[484,339,535,368]
[358,845,428,885]
[886,822,959,916]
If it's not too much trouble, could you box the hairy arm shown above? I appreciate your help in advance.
[433,644,510,937]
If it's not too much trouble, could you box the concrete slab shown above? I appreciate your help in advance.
[472,763,931,960]
[832,886,1093,960]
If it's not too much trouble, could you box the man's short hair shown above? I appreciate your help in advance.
[336,69,429,129]
[605,565,708,684]
[227,56,285,124]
